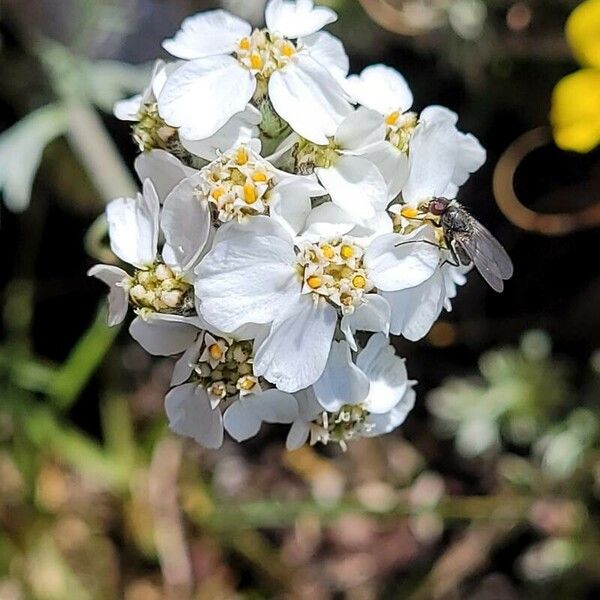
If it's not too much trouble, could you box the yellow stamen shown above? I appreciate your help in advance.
[211,187,225,200]
[307,275,322,289]
[321,245,334,259]
[340,245,354,260]
[250,53,263,70]
[252,171,268,182]
[235,148,248,165]
[340,266,353,279]
[352,275,366,289]
[401,206,419,219]
[243,182,257,204]
[239,37,251,51]
[282,43,295,57]
[238,376,257,391]
[209,344,223,361]
[385,111,401,126]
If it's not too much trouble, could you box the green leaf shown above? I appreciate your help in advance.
[47,306,121,410]
[0,104,68,211]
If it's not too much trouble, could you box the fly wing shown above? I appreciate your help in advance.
[454,218,513,292]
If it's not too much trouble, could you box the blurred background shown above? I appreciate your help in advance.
[1,0,600,598]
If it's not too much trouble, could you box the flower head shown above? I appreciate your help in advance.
[158,1,351,144]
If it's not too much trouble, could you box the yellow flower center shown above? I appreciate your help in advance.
[195,337,257,401]
[128,264,191,313]
[209,343,223,361]
[307,275,323,289]
[385,110,401,125]
[195,145,277,223]
[235,29,299,80]
[298,239,373,314]
[385,111,418,153]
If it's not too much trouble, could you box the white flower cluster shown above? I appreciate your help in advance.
[90,0,490,450]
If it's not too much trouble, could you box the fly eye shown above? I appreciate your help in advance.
[429,200,446,216]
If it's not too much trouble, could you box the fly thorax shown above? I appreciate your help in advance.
[128,264,192,313]
[310,405,374,450]
[293,137,339,175]
[196,145,277,223]
[194,333,258,407]
[384,110,417,153]
[297,239,373,315]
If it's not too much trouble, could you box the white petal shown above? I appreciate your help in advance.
[87,264,129,326]
[223,400,261,442]
[265,0,337,38]
[106,179,159,268]
[313,340,370,412]
[420,105,458,126]
[302,31,349,80]
[171,335,203,386]
[360,141,408,201]
[269,184,312,237]
[150,59,170,99]
[165,384,224,448]
[363,387,416,436]
[364,227,440,292]
[162,10,252,59]
[442,263,470,311]
[340,294,391,350]
[254,296,337,392]
[265,132,301,164]
[212,214,293,247]
[113,94,142,121]
[345,64,413,114]
[225,388,299,441]
[268,55,351,145]
[302,202,358,241]
[449,132,486,189]
[335,107,385,152]
[356,333,407,414]
[316,155,387,221]
[295,387,324,421]
[181,105,262,161]
[129,314,200,356]
[158,56,256,140]
[195,230,299,332]
[254,388,300,422]
[402,120,457,205]
[134,150,197,203]
[161,173,211,275]
[384,267,446,341]
[286,420,310,450]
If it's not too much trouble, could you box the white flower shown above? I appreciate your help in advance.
[346,65,485,205]
[402,105,486,207]
[158,1,351,144]
[345,64,416,198]
[346,64,414,121]
[127,312,296,447]
[194,214,439,392]
[168,143,323,237]
[286,334,416,448]
[88,179,210,326]
[282,107,397,221]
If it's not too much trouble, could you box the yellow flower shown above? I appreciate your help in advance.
[551,0,600,153]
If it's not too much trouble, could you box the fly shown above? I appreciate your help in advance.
[427,198,514,293]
